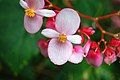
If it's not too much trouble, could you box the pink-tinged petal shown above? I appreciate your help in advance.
[41,29,59,38]
[38,39,48,57]
[25,0,45,10]
[69,46,84,64]
[83,40,91,57]
[48,39,73,65]
[55,8,80,35]
[20,0,29,9]
[24,15,43,34]
[35,9,56,17]
[67,35,82,44]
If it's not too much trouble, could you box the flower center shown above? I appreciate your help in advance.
[58,34,67,43]
[25,8,35,17]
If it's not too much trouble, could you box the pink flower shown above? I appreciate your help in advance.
[86,42,103,67]
[69,46,84,64]
[46,10,59,30]
[80,27,95,36]
[86,48,103,67]
[104,47,117,65]
[41,8,82,65]
[109,38,120,47]
[38,39,48,57]
[46,17,56,30]
[19,0,56,34]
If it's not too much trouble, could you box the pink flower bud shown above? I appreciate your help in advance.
[46,18,56,30]
[109,38,120,47]
[104,47,117,65]
[90,42,99,49]
[81,27,95,36]
[38,39,48,57]
[46,10,59,30]
[116,45,120,57]
[86,48,103,67]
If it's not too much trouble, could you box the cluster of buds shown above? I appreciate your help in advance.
[20,0,120,67]
[104,38,120,65]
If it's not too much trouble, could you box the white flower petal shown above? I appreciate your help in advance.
[48,39,73,65]
[67,35,82,44]
[20,0,29,9]
[35,9,56,17]
[24,15,43,34]
[55,8,80,35]
[69,46,84,64]
[25,0,45,9]
[41,29,59,38]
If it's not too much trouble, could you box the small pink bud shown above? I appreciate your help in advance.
[109,38,120,47]
[81,27,95,36]
[90,42,99,49]
[86,48,103,67]
[46,10,59,30]
[116,45,120,57]
[38,39,48,57]
[46,18,56,30]
[104,47,117,65]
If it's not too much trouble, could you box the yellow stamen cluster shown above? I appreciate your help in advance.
[25,8,35,17]
[58,34,67,43]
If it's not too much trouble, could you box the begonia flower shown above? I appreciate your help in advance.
[20,0,56,34]
[41,8,82,65]
[86,48,103,67]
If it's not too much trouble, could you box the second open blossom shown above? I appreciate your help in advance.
[20,0,56,34]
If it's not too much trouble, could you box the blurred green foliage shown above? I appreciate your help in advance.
[0,0,120,80]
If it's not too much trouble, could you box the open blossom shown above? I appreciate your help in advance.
[20,0,56,34]
[41,8,82,65]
